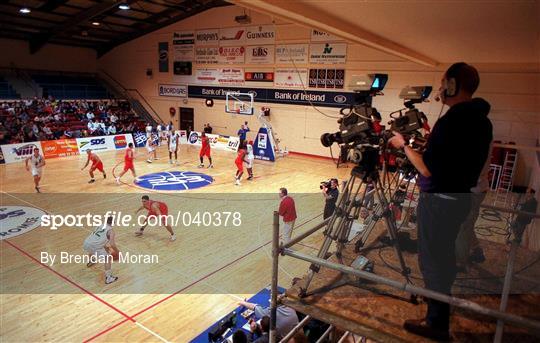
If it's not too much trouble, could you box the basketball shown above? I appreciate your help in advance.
[106,246,120,261]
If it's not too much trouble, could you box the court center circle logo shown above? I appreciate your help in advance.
[134,171,214,191]
[0,206,45,240]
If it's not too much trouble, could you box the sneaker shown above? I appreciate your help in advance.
[175,160,178,165]
[105,275,118,284]
[154,157,158,160]
[198,164,204,168]
[208,164,213,168]
[146,159,153,163]
[403,319,450,341]
[135,229,144,236]
[115,177,120,185]
[88,179,95,184]
[35,186,41,193]
[170,234,176,242]
[169,160,173,164]
[235,179,241,186]
[247,175,253,180]
[86,262,95,268]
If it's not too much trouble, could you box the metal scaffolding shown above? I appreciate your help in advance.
[270,204,540,343]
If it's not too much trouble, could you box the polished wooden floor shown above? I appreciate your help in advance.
[0,144,354,342]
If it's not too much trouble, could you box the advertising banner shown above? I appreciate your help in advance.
[188,85,355,108]
[185,131,239,152]
[274,68,308,88]
[173,31,195,60]
[218,68,245,86]
[1,141,43,164]
[309,43,347,64]
[253,127,275,161]
[275,44,309,64]
[218,46,245,64]
[158,42,169,72]
[311,29,343,42]
[41,139,79,159]
[76,134,134,153]
[195,47,219,64]
[158,84,187,97]
[195,28,219,46]
[245,45,275,64]
[195,68,220,85]
[219,27,246,46]
[309,69,345,89]
[245,70,274,83]
[245,25,275,45]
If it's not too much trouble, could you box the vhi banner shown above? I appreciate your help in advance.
[1,141,43,164]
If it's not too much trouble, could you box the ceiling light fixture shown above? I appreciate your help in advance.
[92,21,100,26]
[118,4,130,10]
[19,7,31,14]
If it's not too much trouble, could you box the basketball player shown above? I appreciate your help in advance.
[235,143,247,186]
[146,134,157,163]
[135,195,176,241]
[168,130,179,165]
[81,149,106,183]
[198,132,213,168]
[245,140,254,180]
[156,123,163,146]
[83,216,118,284]
[25,147,45,193]
[116,143,136,184]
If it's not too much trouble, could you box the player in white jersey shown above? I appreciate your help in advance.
[145,123,153,139]
[83,217,118,284]
[146,134,157,163]
[25,147,45,193]
[168,130,179,165]
[245,140,254,180]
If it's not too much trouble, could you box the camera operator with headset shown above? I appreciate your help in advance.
[321,178,339,219]
[388,62,492,340]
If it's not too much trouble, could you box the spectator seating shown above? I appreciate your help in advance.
[0,77,20,99]
[31,74,110,99]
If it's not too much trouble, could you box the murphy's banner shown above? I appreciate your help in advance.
[187,85,355,108]
[158,42,169,72]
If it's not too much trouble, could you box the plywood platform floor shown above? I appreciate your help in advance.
[284,222,540,342]
[0,145,353,342]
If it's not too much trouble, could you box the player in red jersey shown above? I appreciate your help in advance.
[234,143,247,186]
[198,132,213,168]
[116,143,136,184]
[135,195,176,241]
[81,149,106,183]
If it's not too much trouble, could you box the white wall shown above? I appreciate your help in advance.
[98,5,540,186]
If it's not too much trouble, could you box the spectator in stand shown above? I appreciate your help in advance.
[42,125,54,140]
[64,129,73,138]
[96,119,106,135]
[87,120,97,135]
[117,124,125,134]
[107,123,117,135]
[238,297,299,340]
[86,110,95,121]
[203,123,212,134]
[110,112,118,124]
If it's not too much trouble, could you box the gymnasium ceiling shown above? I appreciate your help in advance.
[0,0,231,56]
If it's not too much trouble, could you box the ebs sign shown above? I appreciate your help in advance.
[135,171,213,191]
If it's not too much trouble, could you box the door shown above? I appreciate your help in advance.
[179,107,194,133]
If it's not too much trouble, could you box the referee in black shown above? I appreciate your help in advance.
[322,178,339,219]
[389,62,492,340]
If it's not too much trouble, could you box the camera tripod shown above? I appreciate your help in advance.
[299,161,417,302]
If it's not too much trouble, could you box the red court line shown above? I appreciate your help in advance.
[82,318,131,343]
[83,213,322,341]
[4,240,135,323]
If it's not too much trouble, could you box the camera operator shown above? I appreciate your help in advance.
[388,62,492,340]
[322,178,339,219]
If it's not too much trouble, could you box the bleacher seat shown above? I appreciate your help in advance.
[31,74,111,100]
